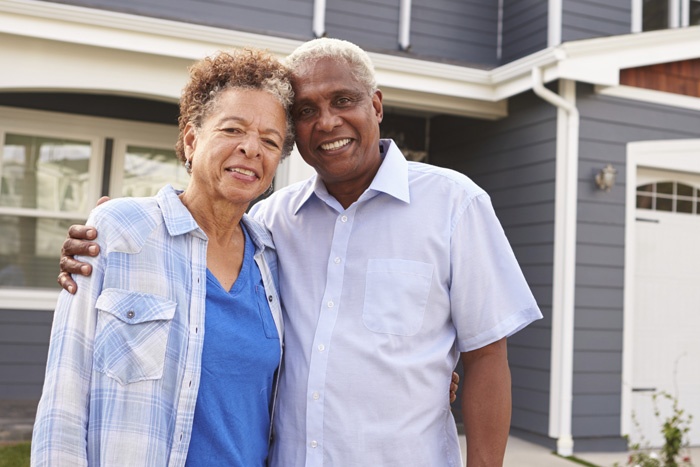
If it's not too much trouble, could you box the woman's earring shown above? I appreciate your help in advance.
[184,159,192,174]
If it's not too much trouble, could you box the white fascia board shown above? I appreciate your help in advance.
[596,85,700,112]
[2,0,700,117]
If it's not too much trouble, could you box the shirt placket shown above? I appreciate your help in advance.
[304,208,355,467]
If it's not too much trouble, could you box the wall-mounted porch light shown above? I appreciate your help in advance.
[595,164,617,191]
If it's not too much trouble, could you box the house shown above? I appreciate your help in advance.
[1,0,698,455]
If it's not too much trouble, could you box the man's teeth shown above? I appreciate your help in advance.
[227,167,256,176]
[321,139,350,151]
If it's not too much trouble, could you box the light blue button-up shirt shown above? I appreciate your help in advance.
[251,140,542,467]
[31,185,283,467]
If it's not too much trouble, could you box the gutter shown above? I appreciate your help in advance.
[531,66,579,457]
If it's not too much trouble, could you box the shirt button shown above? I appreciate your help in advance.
[312,391,320,400]
[268,295,273,302]
[317,344,325,352]
[126,310,135,319]
[310,440,318,448]
[340,215,348,222]
[334,257,341,264]
[327,301,334,308]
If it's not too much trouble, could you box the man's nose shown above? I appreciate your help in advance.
[316,108,342,132]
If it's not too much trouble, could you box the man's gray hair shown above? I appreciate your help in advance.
[284,38,378,96]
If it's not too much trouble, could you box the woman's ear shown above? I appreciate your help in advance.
[184,122,197,157]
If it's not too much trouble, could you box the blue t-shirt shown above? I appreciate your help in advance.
[185,225,280,466]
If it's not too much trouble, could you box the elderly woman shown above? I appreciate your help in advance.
[31,48,294,466]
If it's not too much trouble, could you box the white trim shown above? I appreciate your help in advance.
[399,0,412,51]
[548,0,562,47]
[595,85,700,111]
[622,139,700,435]
[532,69,579,456]
[313,0,326,38]
[2,0,700,119]
[632,0,643,33]
[682,0,691,27]
[671,0,682,27]
[0,289,59,310]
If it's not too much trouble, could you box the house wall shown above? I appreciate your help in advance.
[0,309,52,399]
[500,0,548,64]
[42,0,314,40]
[430,90,558,441]
[571,83,700,450]
[561,0,631,42]
[408,0,499,65]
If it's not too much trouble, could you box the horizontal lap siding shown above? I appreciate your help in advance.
[501,0,548,64]
[430,90,557,438]
[325,0,399,52]
[0,309,52,399]
[561,0,631,42]
[409,0,498,65]
[572,83,700,445]
[43,0,313,39]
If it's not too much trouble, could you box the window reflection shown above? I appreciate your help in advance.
[0,133,92,289]
[1,134,90,213]
[122,145,189,197]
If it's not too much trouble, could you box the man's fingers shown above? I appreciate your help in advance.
[67,224,97,241]
[61,237,99,258]
[57,272,77,294]
[59,255,93,276]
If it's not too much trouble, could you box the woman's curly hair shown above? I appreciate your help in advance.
[175,48,295,163]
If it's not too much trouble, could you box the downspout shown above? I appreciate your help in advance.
[532,66,579,457]
[399,0,412,51]
[313,0,326,38]
[548,0,562,47]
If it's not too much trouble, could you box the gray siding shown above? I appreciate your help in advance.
[409,0,499,65]
[500,0,548,64]
[571,83,700,448]
[325,0,400,53]
[430,90,557,438]
[43,0,313,40]
[561,0,631,42]
[0,309,52,399]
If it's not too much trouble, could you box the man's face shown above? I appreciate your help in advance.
[291,57,384,196]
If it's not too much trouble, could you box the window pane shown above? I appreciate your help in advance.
[691,0,700,26]
[643,0,669,30]
[656,181,674,195]
[656,196,673,212]
[677,183,693,197]
[1,133,91,213]
[637,194,653,209]
[122,145,189,198]
[637,183,655,193]
[0,214,83,288]
[677,199,693,214]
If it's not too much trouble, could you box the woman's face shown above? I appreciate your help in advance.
[184,88,286,207]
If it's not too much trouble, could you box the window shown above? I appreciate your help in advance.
[634,0,700,31]
[0,107,179,291]
[636,180,700,214]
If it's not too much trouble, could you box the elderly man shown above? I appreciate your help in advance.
[59,38,542,466]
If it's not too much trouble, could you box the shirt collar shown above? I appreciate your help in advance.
[155,185,274,251]
[156,185,202,237]
[292,138,410,214]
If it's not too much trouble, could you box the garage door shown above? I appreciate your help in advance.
[631,167,700,447]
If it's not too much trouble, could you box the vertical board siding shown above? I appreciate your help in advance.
[43,0,314,39]
[572,83,700,442]
[500,0,548,64]
[429,90,557,437]
[561,0,631,42]
[0,310,52,399]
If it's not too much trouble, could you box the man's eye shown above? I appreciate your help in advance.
[297,107,314,117]
[336,97,351,105]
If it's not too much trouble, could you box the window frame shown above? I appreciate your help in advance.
[0,106,178,309]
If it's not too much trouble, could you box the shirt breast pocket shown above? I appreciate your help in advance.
[362,259,434,336]
[94,288,176,385]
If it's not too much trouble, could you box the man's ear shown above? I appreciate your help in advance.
[372,90,384,124]
[183,122,197,157]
